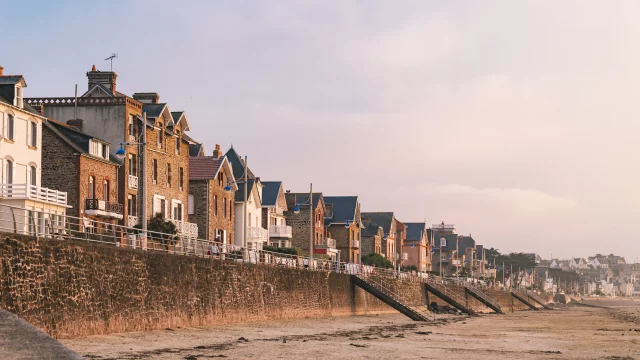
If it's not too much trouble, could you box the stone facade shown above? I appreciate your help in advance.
[361,227,383,257]
[328,223,361,263]
[188,179,234,243]
[283,193,325,255]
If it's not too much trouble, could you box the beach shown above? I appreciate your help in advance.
[63,299,640,360]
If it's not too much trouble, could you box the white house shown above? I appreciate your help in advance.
[0,67,69,235]
[260,181,293,248]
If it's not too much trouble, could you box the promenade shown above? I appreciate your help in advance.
[64,300,640,360]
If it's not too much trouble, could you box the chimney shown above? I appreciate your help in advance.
[212,144,222,159]
[67,119,84,132]
[86,65,117,95]
[132,92,160,104]
[0,66,4,76]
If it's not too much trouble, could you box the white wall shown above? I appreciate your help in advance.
[234,187,264,248]
[0,103,42,186]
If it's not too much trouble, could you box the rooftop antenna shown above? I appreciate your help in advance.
[105,53,118,71]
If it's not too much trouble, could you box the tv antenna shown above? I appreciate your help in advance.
[105,53,118,71]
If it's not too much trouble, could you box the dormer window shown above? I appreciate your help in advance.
[157,122,163,149]
[89,139,109,159]
[15,86,23,108]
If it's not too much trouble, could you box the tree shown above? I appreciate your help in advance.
[362,253,393,268]
[146,213,178,250]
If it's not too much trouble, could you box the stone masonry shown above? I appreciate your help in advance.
[188,179,234,242]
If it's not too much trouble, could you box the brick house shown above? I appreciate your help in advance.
[260,181,293,248]
[188,144,237,243]
[395,218,407,266]
[27,66,197,238]
[403,222,431,272]
[323,196,361,263]
[41,119,122,227]
[283,192,325,257]
[431,222,462,276]
[361,212,397,266]
[361,219,383,257]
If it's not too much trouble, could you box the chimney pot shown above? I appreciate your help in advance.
[91,65,96,71]
[212,144,222,158]
[0,66,4,76]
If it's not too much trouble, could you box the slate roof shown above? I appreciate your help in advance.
[360,212,394,234]
[142,103,167,119]
[458,236,475,255]
[323,196,358,225]
[433,233,458,251]
[225,147,256,180]
[362,219,382,237]
[404,222,426,241]
[0,75,26,85]
[285,192,323,209]
[189,156,225,180]
[235,179,257,202]
[170,111,184,124]
[44,120,120,165]
[261,181,282,207]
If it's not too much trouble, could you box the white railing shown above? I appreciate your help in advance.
[402,252,409,260]
[127,215,138,228]
[248,226,268,241]
[128,175,139,190]
[0,184,67,205]
[352,239,360,248]
[169,219,198,237]
[326,237,336,249]
[269,225,292,238]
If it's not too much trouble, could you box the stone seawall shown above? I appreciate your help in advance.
[0,234,547,339]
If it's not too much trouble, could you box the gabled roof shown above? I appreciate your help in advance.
[235,179,260,203]
[323,196,358,225]
[404,222,426,241]
[225,147,256,180]
[43,119,120,165]
[458,236,475,255]
[170,111,190,131]
[81,82,115,97]
[433,233,458,251]
[261,181,283,207]
[285,192,323,209]
[142,103,172,124]
[362,219,383,237]
[361,212,394,234]
[0,75,26,86]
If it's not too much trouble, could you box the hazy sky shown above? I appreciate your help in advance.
[3,1,639,261]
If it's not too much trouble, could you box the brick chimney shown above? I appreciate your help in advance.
[132,92,160,104]
[87,65,117,95]
[67,119,84,132]
[212,144,222,159]
[0,66,4,76]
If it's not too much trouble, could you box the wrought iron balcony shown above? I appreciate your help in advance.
[269,225,292,238]
[0,184,67,205]
[85,199,123,219]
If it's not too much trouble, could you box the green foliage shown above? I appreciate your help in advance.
[263,245,298,256]
[362,253,393,268]
[594,289,604,296]
[401,265,418,272]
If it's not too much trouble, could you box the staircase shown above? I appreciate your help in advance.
[510,291,539,310]
[464,284,503,314]
[425,278,475,315]
[526,292,552,310]
[352,275,431,321]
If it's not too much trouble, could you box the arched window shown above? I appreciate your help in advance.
[29,165,36,187]
[175,130,180,155]
[89,176,95,199]
[7,114,14,141]
[157,122,163,149]
[6,159,13,184]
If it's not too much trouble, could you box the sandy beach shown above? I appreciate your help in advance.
[64,300,640,360]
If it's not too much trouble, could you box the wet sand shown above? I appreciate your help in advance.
[64,300,640,360]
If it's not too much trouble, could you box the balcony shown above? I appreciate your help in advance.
[127,215,138,228]
[84,199,123,219]
[401,252,409,261]
[269,225,292,238]
[316,237,337,250]
[247,226,268,241]
[352,239,360,248]
[128,175,139,190]
[169,219,198,238]
[0,184,67,205]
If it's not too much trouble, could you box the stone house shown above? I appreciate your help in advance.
[41,119,122,229]
[27,66,197,238]
[0,67,69,235]
[361,212,397,265]
[432,233,460,276]
[188,145,237,243]
[260,181,292,248]
[395,218,407,265]
[225,147,267,250]
[283,192,325,257]
[323,196,360,263]
[403,222,430,272]
[361,219,383,257]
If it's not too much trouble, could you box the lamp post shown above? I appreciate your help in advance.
[115,111,147,242]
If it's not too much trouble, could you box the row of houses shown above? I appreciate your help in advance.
[0,65,492,274]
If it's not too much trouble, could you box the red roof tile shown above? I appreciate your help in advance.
[189,156,225,179]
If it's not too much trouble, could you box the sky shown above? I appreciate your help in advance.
[2,1,639,261]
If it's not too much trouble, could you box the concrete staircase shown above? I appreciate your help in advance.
[425,279,475,315]
[351,275,431,321]
[510,291,539,310]
[526,292,552,310]
[464,284,503,314]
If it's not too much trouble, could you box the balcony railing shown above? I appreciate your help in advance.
[127,215,138,228]
[247,226,268,241]
[85,199,123,219]
[169,219,198,237]
[0,184,67,205]
[402,252,409,261]
[326,237,336,249]
[128,175,139,190]
[269,225,292,238]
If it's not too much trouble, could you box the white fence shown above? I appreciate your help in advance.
[0,184,67,205]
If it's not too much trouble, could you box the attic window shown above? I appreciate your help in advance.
[440,238,447,247]
[89,140,109,159]
[15,86,23,108]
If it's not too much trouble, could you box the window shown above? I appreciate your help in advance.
[7,114,14,140]
[102,144,108,159]
[188,194,194,215]
[229,201,232,219]
[217,171,224,186]
[160,199,166,218]
[174,203,183,221]
[15,86,23,108]
[89,176,95,199]
[30,122,37,147]
[128,195,137,216]
[103,180,109,201]
[128,114,135,139]
[128,154,137,176]
[28,211,35,235]
[5,160,13,185]
[89,140,109,159]
[440,237,447,247]
[166,163,171,187]
[223,199,227,218]
[179,167,184,191]
[214,195,218,216]
[29,165,36,186]
[153,159,158,184]
[157,122,163,149]
[175,131,180,155]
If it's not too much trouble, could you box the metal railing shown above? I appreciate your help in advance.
[426,276,469,307]
[247,226,268,241]
[0,184,67,205]
[326,237,336,249]
[269,225,292,238]
[128,175,139,190]
[85,199,123,215]
[127,215,138,228]
[465,283,502,311]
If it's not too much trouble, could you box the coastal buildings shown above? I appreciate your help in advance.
[403,222,430,272]
[0,68,69,235]
[361,212,397,265]
[361,219,383,256]
[323,196,361,263]
[283,191,325,257]
[261,181,292,248]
